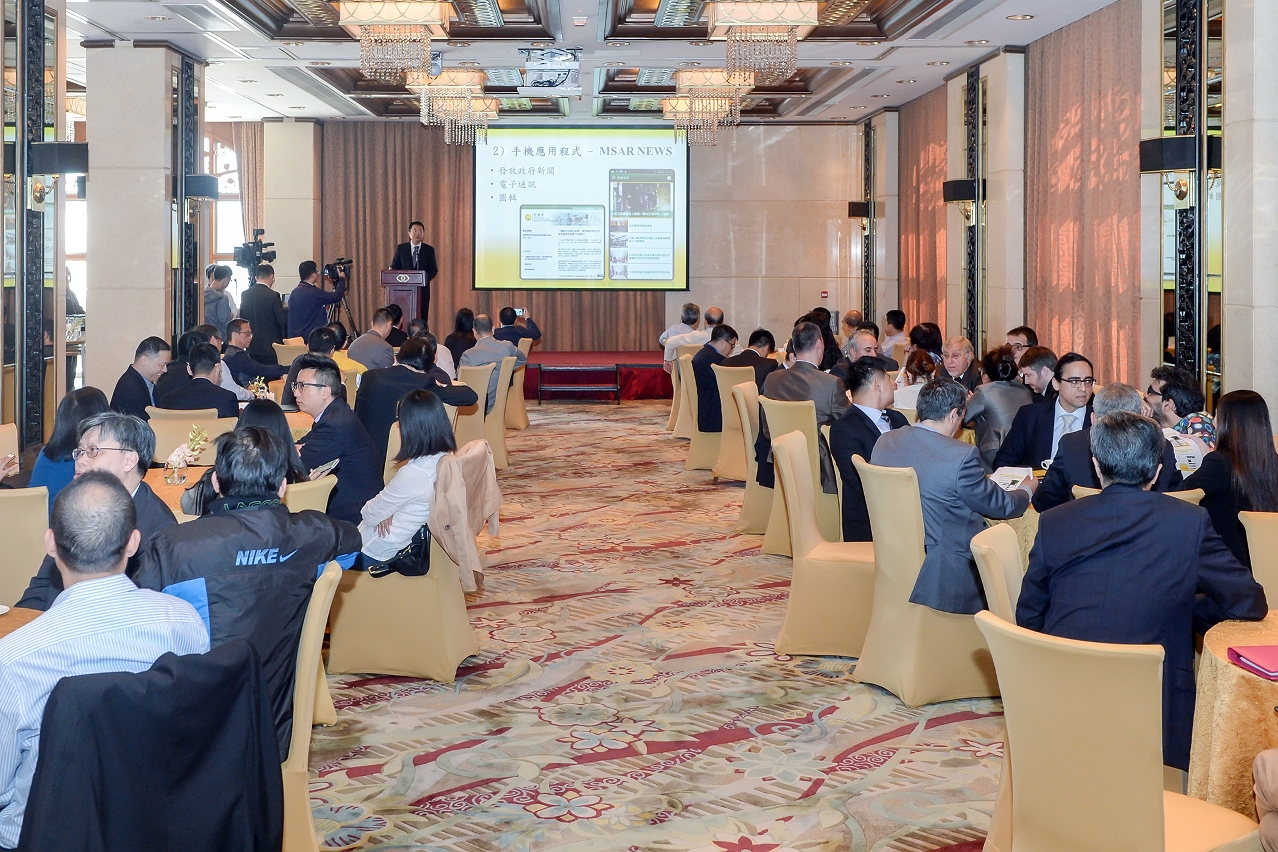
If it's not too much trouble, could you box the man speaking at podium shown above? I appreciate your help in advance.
[390,220,438,329]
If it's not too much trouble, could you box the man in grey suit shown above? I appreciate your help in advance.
[754,321,850,493]
[346,308,396,371]
[872,380,1035,614]
[460,313,527,413]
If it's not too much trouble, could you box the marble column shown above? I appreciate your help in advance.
[84,43,189,393]
[1221,0,1278,407]
[982,51,1026,352]
[263,119,322,299]
[870,112,899,327]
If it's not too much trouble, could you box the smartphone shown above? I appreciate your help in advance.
[514,308,525,317]
[310,458,340,478]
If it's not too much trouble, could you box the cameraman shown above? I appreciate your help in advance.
[239,264,288,365]
[287,260,347,342]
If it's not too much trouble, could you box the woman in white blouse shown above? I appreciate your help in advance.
[358,389,455,568]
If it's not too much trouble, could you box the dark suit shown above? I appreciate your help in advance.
[494,319,541,345]
[297,399,383,524]
[153,359,192,402]
[1183,451,1253,567]
[721,349,778,390]
[239,281,289,365]
[943,361,983,392]
[16,481,176,610]
[158,376,239,419]
[829,354,899,388]
[386,327,407,347]
[691,344,727,432]
[993,399,1094,470]
[353,365,478,469]
[390,241,438,326]
[829,405,909,541]
[110,365,156,420]
[224,344,288,387]
[1032,427,1183,512]
[1017,485,1267,770]
[754,361,850,493]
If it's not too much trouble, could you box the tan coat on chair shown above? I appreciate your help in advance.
[430,439,502,593]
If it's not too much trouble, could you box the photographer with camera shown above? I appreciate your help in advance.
[238,264,288,365]
[287,260,347,342]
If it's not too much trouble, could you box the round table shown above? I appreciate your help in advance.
[1188,613,1278,818]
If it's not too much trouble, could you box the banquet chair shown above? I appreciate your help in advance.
[0,487,47,607]
[732,383,773,535]
[820,424,843,505]
[1072,485,1205,504]
[282,475,336,513]
[679,354,720,471]
[455,363,496,449]
[483,356,517,470]
[385,422,402,486]
[759,398,841,549]
[505,338,533,431]
[711,365,755,481]
[174,511,199,524]
[665,357,681,432]
[149,416,236,466]
[975,611,1261,852]
[273,342,307,365]
[0,422,16,463]
[282,562,341,852]
[1239,512,1278,605]
[268,379,285,403]
[670,343,701,440]
[342,371,359,406]
[852,456,999,706]
[145,406,219,421]
[772,432,876,656]
[970,523,1024,623]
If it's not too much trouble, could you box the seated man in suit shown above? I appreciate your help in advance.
[281,326,338,409]
[722,328,779,391]
[754,321,850,493]
[192,324,253,401]
[223,319,288,388]
[1018,411,1266,771]
[459,313,527,413]
[994,352,1094,470]
[110,336,172,420]
[0,472,209,849]
[347,309,397,372]
[881,309,907,355]
[831,328,899,386]
[154,328,210,402]
[354,336,478,468]
[830,357,909,541]
[157,343,239,419]
[292,354,383,524]
[133,426,360,759]
[1016,345,1057,403]
[872,380,1033,614]
[941,337,982,392]
[1032,382,1182,512]
[494,307,542,346]
[17,411,177,610]
[384,304,407,348]
[690,324,739,433]
[664,306,726,373]
[659,302,700,350]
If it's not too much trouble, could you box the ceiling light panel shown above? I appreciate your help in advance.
[637,68,675,86]
[162,5,237,31]
[485,68,524,87]
[455,0,503,27]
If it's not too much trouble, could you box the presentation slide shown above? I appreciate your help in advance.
[473,128,689,290]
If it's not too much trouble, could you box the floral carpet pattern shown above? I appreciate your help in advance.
[311,401,1004,851]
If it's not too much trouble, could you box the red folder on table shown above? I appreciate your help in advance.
[1228,645,1278,681]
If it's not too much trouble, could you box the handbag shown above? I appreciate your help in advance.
[368,524,432,578]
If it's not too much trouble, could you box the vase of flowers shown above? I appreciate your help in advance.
[247,378,273,401]
[164,424,209,485]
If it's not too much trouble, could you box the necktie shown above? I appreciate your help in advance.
[412,245,419,267]
[879,412,891,434]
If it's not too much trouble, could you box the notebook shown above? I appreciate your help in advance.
[1227,645,1278,681]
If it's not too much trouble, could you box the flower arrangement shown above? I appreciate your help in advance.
[166,424,209,468]
[247,378,273,400]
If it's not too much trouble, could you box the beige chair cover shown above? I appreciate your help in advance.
[732,383,772,535]
[146,406,220,420]
[1240,512,1278,609]
[758,398,842,549]
[665,357,681,432]
[711,365,755,481]
[505,338,533,431]
[273,342,307,365]
[0,423,17,463]
[772,431,875,656]
[149,416,237,466]
[852,456,999,706]
[679,353,720,471]
[484,356,517,470]
[970,523,1025,623]
[429,439,502,593]
[1073,485,1205,504]
[0,487,47,606]
[671,343,701,440]
[282,475,337,513]
[455,363,496,449]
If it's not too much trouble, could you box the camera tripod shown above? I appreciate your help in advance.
[326,271,359,334]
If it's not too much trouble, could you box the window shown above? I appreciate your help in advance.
[203,126,249,301]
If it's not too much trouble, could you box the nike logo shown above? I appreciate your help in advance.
[279,550,298,562]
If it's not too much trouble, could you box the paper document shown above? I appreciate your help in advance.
[990,467,1033,491]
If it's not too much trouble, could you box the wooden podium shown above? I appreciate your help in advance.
[381,269,425,320]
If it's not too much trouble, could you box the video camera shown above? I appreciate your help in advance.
[233,229,277,276]
[323,257,354,281]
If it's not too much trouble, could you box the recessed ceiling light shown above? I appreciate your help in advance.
[572,16,587,26]
[689,40,713,46]
[678,61,700,67]
[145,15,169,21]
[281,40,303,46]
[871,93,891,98]
[856,41,880,46]
[927,60,950,66]
[531,41,554,47]
[447,40,470,46]
[606,41,629,47]
[965,39,989,45]
[288,106,305,109]
[207,61,224,66]
[896,79,916,84]
[266,93,283,97]
[458,61,481,67]
[238,78,257,83]
[308,61,330,66]
[1006,14,1034,20]
[850,105,867,109]
[830,60,853,66]
[603,61,624,67]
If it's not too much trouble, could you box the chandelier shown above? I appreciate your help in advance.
[339,1,448,81]
[675,68,754,127]
[408,71,496,145]
[707,1,818,86]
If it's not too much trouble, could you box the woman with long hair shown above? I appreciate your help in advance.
[444,308,478,367]
[964,346,1034,472]
[893,349,939,410]
[896,323,945,388]
[30,386,110,506]
[358,390,456,571]
[1182,390,1278,567]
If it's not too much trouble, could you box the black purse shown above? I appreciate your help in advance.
[368,524,432,578]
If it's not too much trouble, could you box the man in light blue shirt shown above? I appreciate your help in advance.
[0,472,208,848]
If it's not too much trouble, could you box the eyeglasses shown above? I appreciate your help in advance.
[1009,342,1028,352]
[291,381,325,391]
[1146,385,1163,398]
[1060,377,1096,388]
[71,445,132,461]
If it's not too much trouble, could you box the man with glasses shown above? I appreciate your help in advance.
[16,412,176,610]
[995,352,1095,470]
[292,354,381,524]
[1006,326,1039,361]
[223,318,288,388]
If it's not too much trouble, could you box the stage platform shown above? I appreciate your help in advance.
[523,350,673,402]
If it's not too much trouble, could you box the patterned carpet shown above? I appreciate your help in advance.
[310,401,1005,851]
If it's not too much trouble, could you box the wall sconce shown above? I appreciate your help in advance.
[1138,134,1221,208]
[177,174,220,218]
[943,178,984,224]
[847,200,870,224]
[26,142,89,209]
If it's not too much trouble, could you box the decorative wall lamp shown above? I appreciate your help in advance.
[183,174,220,218]
[1138,134,1221,207]
[942,178,984,224]
[25,142,88,209]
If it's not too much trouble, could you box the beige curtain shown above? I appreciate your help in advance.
[318,121,664,349]
[897,84,949,335]
[231,121,265,237]
[1026,0,1142,385]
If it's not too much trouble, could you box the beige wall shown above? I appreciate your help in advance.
[264,120,322,298]
[666,124,860,341]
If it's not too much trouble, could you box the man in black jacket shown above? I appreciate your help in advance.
[293,354,382,524]
[110,337,172,420]
[389,220,438,326]
[153,328,211,402]
[829,357,909,541]
[238,264,288,365]
[223,319,289,387]
[690,324,737,433]
[133,427,361,759]
[995,352,1094,470]
[16,412,176,610]
[1032,383,1182,512]
[722,328,779,390]
[157,343,239,418]
[354,336,477,468]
